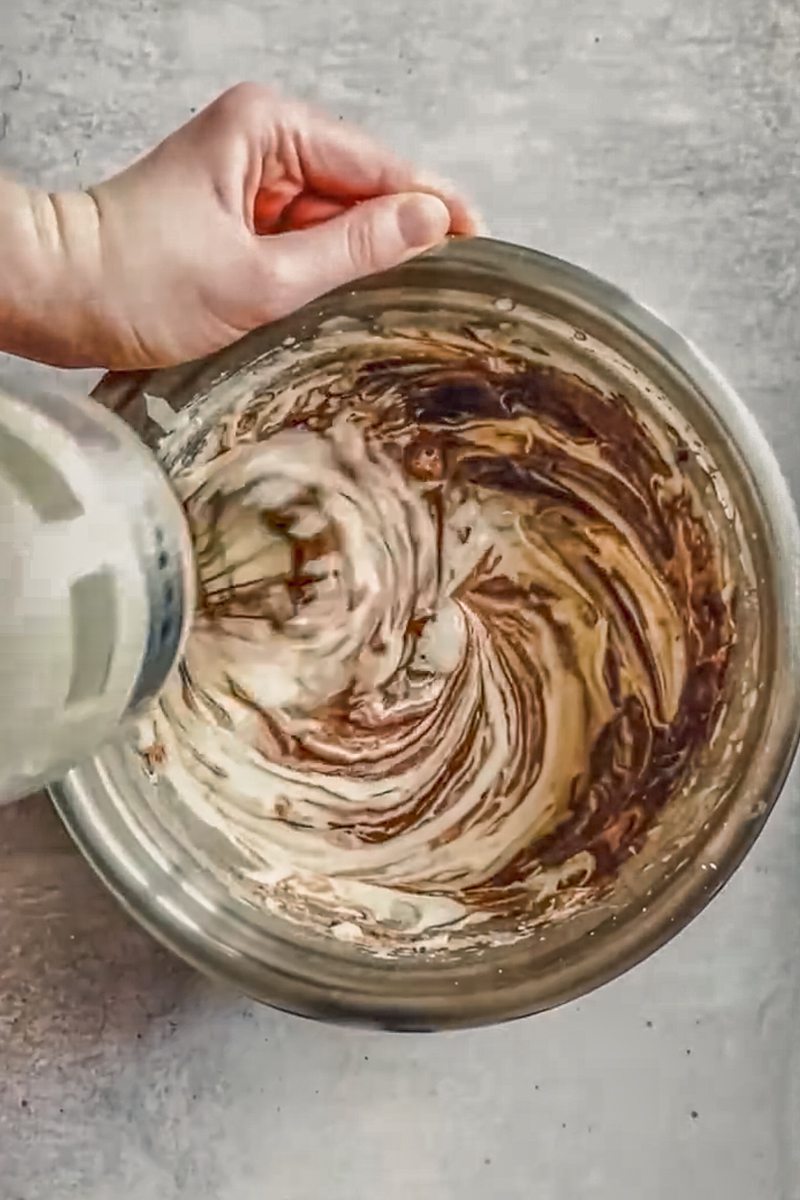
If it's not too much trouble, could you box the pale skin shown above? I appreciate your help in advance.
[0,83,481,371]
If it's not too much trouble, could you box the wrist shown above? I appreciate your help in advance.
[0,180,106,368]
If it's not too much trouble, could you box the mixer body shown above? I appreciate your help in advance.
[0,385,193,803]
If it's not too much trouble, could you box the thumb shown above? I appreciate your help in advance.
[260,192,451,317]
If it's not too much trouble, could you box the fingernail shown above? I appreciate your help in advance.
[397,194,450,250]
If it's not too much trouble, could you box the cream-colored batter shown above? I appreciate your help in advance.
[136,320,737,953]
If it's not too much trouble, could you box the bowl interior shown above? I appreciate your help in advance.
[51,239,800,1029]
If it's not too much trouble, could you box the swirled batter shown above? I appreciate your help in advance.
[137,320,737,953]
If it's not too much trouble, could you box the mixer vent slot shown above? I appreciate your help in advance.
[66,570,116,705]
[0,425,83,521]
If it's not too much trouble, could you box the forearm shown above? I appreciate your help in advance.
[0,176,104,367]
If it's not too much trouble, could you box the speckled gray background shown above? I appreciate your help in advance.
[1,1,799,1197]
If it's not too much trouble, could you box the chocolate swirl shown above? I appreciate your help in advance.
[137,322,737,953]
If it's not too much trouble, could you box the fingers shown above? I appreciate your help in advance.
[259,191,451,317]
[254,190,346,234]
[196,83,484,238]
[289,110,484,236]
[252,182,303,230]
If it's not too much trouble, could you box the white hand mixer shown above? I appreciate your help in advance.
[0,385,194,803]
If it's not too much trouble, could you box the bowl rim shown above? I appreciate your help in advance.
[50,236,800,1030]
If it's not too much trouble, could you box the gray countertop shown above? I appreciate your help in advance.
[1,2,799,1197]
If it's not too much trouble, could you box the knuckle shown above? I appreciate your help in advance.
[259,249,294,300]
[344,213,377,274]
[214,82,277,122]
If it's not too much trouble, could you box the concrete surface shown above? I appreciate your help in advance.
[1,1,800,1197]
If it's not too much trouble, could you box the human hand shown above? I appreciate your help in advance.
[4,84,480,370]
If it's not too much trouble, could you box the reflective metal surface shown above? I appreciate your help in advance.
[51,238,800,1029]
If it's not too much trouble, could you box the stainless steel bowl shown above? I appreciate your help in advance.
[50,238,800,1030]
